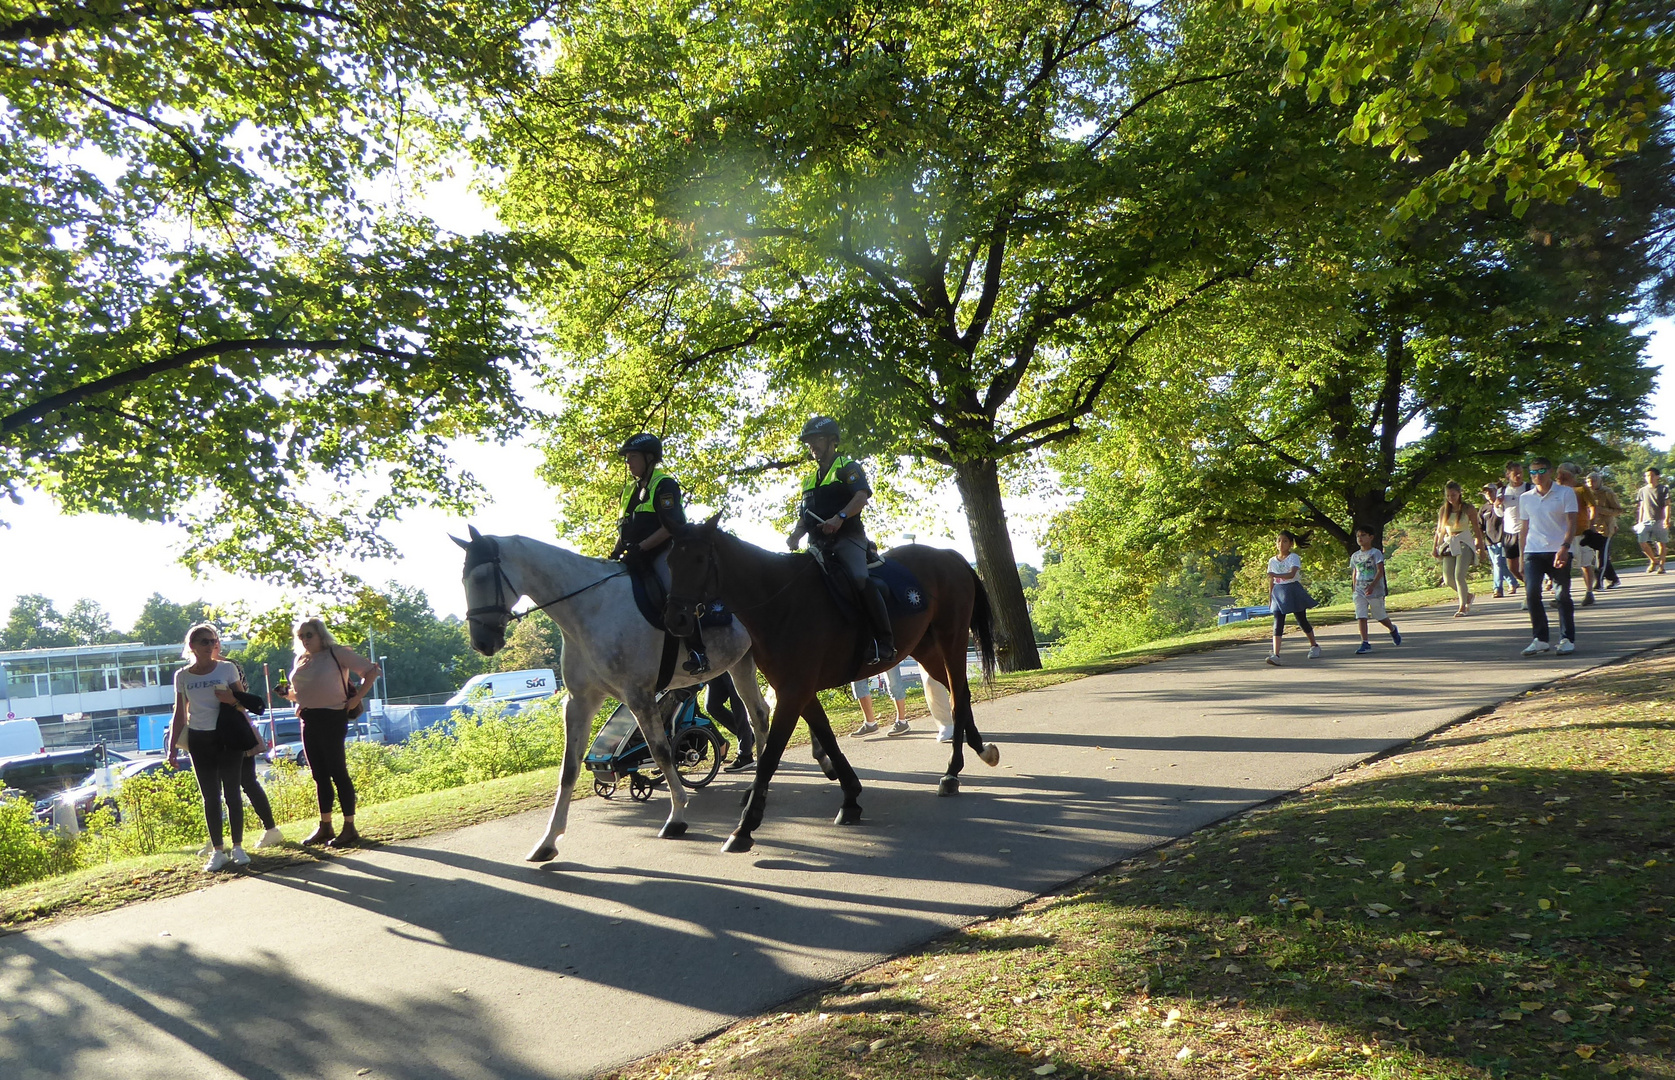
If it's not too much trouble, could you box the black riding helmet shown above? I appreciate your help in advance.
[799,416,840,442]
[619,432,663,461]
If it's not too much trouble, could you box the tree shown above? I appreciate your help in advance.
[0,595,73,650]
[494,612,565,675]
[0,0,545,585]
[489,0,1344,669]
[63,599,122,646]
[130,594,214,649]
[1249,0,1673,220]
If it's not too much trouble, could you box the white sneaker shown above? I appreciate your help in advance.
[256,827,284,849]
[937,724,954,743]
[229,846,251,866]
[203,849,229,873]
[850,721,879,738]
[1307,645,1322,659]
[1522,638,1552,657]
[1556,638,1575,655]
[196,843,213,858]
[887,720,911,737]
[1265,654,1281,666]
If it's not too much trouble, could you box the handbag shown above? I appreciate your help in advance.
[328,647,365,720]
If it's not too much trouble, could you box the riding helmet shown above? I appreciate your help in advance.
[619,432,663,460]
[799,416,840,442]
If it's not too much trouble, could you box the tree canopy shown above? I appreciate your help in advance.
[0,0,548,585]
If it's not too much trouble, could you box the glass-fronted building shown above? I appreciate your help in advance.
[0,641,243,749]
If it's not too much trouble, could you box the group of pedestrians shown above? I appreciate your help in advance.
[168,616,380,872]
[1261,459,1668,665]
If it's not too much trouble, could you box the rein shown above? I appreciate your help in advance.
[465,546,626,625]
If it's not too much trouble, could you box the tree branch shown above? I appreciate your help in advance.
[2,0,352,43]
[1,338,419,436]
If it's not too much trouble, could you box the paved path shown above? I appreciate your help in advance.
[4,576,1672,1080]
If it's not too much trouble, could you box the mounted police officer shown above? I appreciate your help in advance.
[785,416,896,665]
[611,433,709,675]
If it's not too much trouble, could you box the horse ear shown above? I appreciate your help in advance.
[450,534,471,551]
[467,524,483,542]
[703,512,722,531]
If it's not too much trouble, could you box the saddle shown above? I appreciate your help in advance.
[808,544,930,622]
[626,557,733,633]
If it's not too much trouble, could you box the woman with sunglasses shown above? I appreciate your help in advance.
[166,622,249,871]
[280,617,381,847]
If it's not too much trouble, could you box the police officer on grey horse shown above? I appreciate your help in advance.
[612,432,710,675]
[785,416,896,666]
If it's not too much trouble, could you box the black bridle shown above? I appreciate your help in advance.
[464,539,626,628]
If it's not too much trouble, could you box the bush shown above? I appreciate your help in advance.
[0,797,77,887]
[78,769,208,861]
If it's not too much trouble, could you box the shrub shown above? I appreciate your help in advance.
[0,796,78,887]
[79,769,208,861]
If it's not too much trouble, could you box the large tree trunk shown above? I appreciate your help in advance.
[951,457,1042,671]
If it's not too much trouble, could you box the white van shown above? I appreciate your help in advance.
[0,718,45,760]
[446,669,559,707]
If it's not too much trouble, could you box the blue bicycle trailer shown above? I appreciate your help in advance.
[583,689,728,801]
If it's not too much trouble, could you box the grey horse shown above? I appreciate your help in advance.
[454,527,771,860]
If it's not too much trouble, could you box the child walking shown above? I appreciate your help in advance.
[1349,525,1402,653]
[1266,531,1321,665]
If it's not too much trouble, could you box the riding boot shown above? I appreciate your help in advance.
[860,580,896,665]
[682,626,710,675]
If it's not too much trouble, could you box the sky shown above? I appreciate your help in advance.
[5,163,1674,636]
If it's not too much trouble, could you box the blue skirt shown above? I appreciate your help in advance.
[1270,581,1317,615]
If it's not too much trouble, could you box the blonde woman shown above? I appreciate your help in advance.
[1435,481,1488,615]
[281,617,381,848]
[166,623,248,871]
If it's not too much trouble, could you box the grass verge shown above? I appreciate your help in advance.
[602,646,1675,1080]
[0,584,1462,933]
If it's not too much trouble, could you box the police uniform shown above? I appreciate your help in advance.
[802,454,872,584]
[802,453,895,662]
[616,468,687,558]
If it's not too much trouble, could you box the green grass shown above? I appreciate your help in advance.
[602,646,1675,1080]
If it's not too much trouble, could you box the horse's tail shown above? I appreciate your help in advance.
[968,564,997,686]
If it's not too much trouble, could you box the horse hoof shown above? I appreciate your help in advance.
[937,775,960,796]
[817,755,838,781]
[526,844,558,863]
[834,804,862,826]
[979,743,1001,767]
[722,833,755,854]
[659,821,689,839]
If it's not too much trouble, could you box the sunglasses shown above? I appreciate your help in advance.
[191,637,218,647]
[1531,468,1549,475]
[299,631,317,639]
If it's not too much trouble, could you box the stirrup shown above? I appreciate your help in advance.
[682,652,711,675]
[865,640,896,666]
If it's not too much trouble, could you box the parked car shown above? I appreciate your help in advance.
[269,719,383,767]
[33,757,182,826]
[0,717,44,758]
[0,744,111,804]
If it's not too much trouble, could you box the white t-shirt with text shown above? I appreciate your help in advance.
[174,660,238,732]
[1267,553,1302,585]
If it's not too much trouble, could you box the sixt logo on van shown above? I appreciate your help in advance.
[525,677,548,688]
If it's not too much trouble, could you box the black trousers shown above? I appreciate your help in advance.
[1523,551,1576,643]
[300,708,356,816]
[704,673,753,758]
[187,728,243,848]
[240,755,275,830]
[1272,611,1314,637]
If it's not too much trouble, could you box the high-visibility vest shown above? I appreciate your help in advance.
[802,456,853,495]
[621,469,674,516]
[802,456,856,520]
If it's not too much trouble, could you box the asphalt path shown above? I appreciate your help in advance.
[4,574,1672,1080]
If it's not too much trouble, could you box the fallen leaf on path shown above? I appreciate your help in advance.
[1550,1010,1572,1024]
[1176,1047,1193,1061]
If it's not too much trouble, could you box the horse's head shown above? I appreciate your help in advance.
[453,525,512,656]
[664,513,724,637]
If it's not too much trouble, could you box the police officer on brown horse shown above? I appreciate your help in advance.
[785,416,895,666]
[611,432,709,675]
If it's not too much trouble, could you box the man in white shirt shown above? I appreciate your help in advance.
[1517,456,1580,656]
[1495,460,1531,604]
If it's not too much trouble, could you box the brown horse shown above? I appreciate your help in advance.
[664,515,999,853]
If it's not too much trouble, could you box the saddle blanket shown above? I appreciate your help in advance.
[817,554,930,621]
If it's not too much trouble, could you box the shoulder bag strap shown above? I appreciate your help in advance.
[327,647,353,707]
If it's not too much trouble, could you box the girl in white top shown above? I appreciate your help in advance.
[1434,480,1488,616]
[1266,531,1321,665]
[166,622,249,872]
